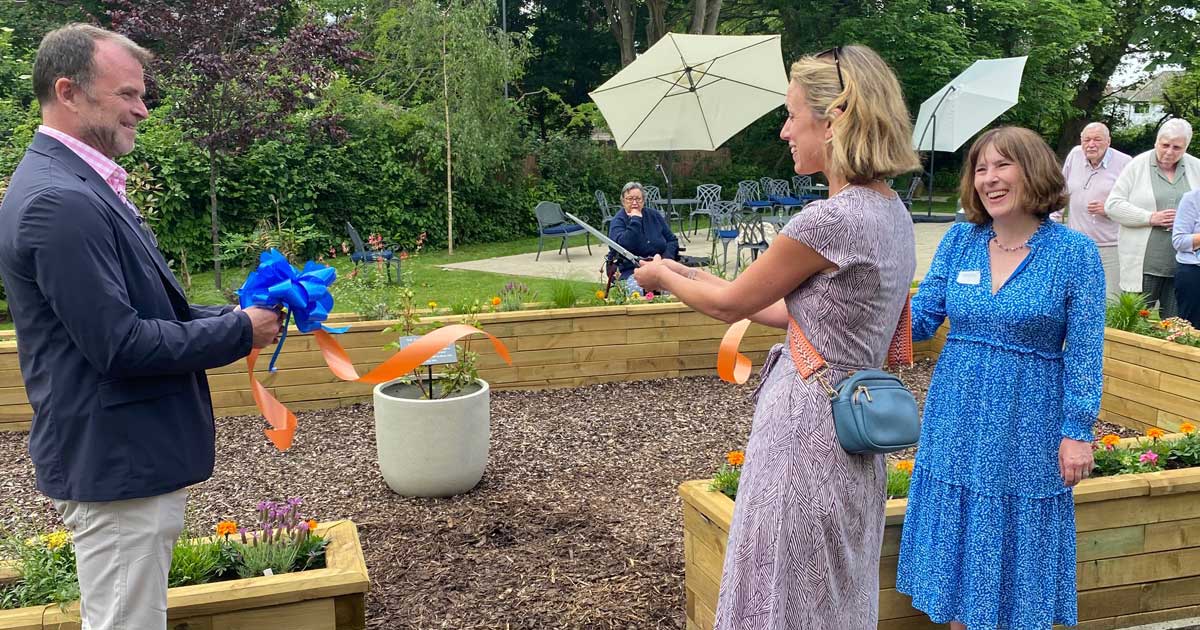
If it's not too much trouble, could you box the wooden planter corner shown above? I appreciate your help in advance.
[681,464,1200,630]
[1101,328,1200,434]
[0,520,369,630]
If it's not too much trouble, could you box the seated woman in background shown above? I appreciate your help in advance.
[608,181,679,294]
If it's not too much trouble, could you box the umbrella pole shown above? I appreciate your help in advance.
[928,115,935,216]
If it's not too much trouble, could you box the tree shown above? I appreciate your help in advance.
[1162,66,1200,127]
[361,0,528,254]
[1051,0,1199,155]
[110,0,359,289]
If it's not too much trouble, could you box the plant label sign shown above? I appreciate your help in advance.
[397,335,458,366]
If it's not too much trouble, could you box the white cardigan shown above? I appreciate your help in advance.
[1105,149,1200,292]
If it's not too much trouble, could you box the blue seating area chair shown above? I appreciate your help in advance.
[737,180,774,214]
[595,190,617,230]
[733,211,769,277]
[346,221,400,283]
[689,184,723,237]
[900,175,922,210]
[764,178,803,216]
[535,201,590,262]
[708,201,741,273]
[791,175,823,204]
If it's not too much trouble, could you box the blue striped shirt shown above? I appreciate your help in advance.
[1174,190,1200,266]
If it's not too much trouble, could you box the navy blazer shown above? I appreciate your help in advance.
[0,133,252,502]
[608,208,679,278]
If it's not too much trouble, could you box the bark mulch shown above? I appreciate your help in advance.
[0,358,1145,627]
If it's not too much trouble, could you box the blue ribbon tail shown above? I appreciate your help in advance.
[321,324,350,334]
[268,311,292,373]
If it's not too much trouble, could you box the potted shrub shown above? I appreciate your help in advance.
[373,291,493,497]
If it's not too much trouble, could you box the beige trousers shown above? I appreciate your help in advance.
[1098,245,1120,302]
[52,489,187,630]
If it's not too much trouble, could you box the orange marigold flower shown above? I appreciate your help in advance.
[726,450,745,466]
[216,521,237,537]
[595,290,606,300]
[1138,309,1150,317]
[1099,434,1121,448]
[1147,428,1165,439]
[895,460,915,475]
[1181,422,1196,435]
[491,296,502,306]
[307,519,318,531]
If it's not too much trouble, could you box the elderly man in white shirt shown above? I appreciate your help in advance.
[1051,122,1131,300]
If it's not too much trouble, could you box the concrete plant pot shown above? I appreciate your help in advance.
[372,377,490,497]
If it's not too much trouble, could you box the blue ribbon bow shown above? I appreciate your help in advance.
[237,249,348,371]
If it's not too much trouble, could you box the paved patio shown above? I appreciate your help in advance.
[442,219,956,284]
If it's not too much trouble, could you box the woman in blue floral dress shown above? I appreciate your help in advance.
[897,127,1107,629]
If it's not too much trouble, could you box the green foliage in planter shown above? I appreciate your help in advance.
[1094,429,1200,476]
[0,499,329,610]
[1106,292,1155,334]
[0,531,79,609]
[550,279,578,309]
[1106,292,1200,348]
[168,538,227,588]
[887,463,913,500]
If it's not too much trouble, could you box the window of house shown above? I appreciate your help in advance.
[1134,103,1150,114]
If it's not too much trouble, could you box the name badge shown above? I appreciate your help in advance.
[957,270,981,285]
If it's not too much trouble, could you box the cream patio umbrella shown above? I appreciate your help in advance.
[911,56,1028,220]
[588,33,789,151]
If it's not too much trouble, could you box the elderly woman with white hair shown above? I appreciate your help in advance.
[1107,118,1200,317]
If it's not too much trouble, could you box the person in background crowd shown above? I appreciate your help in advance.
[1050,122,1131,300]
[1173,189,1200,326]
[607,181,679,294]
[1107,118,1200,318]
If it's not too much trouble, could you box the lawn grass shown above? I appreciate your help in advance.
[182,233,607,314]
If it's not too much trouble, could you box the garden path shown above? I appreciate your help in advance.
[441,220,954,284]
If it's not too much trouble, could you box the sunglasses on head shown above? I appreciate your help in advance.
[816,46,845,93]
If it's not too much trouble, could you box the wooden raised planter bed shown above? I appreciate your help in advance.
[0,520,369,630]
[681,464,1200,630]
[1101,329,1200,434]
[0,300,947,429]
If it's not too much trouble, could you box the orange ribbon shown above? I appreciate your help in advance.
[249,324,512,451]
[716,319,753,384]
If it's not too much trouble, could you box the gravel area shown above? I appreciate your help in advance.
[0,358,1143,627]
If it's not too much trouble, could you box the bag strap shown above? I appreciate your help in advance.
[786,294,914,384]
[716,295,913,386]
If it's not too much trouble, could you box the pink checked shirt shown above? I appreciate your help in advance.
[37,125,140,215]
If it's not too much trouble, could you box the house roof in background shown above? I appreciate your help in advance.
[1111,70,1185,103]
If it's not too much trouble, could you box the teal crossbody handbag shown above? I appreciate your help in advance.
[786,298,921,455]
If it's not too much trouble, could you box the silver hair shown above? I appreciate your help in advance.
[621,182,646,199]
[1080,122,1110,139]
[1157,118,1193,146]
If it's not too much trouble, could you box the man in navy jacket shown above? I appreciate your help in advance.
[0,24,280,629]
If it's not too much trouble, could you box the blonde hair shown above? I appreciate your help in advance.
[789,45,921,184]
[960,127,1068,225]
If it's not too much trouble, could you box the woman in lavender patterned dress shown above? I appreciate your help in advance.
[634,45,920,629]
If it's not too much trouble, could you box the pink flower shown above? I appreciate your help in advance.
[1139,451,1158,465]
[644,292,655,300]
